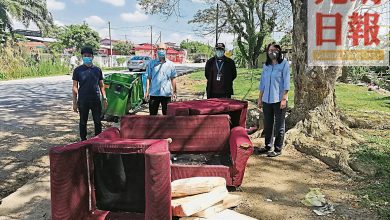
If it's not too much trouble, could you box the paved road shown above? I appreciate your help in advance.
[0,64,202,218]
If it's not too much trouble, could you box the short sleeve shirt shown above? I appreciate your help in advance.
[72,65,103,102]
[259,60,290,104]
[146,59,177,97]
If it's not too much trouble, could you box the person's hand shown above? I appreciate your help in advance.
[257,98,263,109]
[73,102,78,113]
[280,99,287,109]
[103,99,108,109]
[172,92,177,101]
[144,92,150,102]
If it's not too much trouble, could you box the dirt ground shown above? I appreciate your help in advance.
[0,76,379,219]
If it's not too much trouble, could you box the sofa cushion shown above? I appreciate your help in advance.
[120,115,231,153]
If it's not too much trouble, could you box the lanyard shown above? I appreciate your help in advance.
[215,60,224,76]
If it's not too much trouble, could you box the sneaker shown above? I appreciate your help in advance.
[254,147,271,155]
[267,151,281,157]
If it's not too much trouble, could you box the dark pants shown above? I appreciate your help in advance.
[208,93,231,99]
[78,100,102,141]
[262,102,287,152]
[149,96,171,115]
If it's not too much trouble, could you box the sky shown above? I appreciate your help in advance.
[13,0,243,49]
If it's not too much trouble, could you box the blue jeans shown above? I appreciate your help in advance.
[262,101,287,152]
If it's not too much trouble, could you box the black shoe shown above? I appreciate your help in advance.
[267,151,281,157]
[254,147,271,155]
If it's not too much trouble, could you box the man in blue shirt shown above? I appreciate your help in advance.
[145,43,177,115]
[72,47,108,141]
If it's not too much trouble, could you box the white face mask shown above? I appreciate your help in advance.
[215,50,225,58]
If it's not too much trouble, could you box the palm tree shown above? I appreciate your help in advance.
[0,0,53,34]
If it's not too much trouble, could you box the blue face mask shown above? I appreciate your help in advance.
[215,50,225,58]
[157,50,166,58]
[82,57,93,65]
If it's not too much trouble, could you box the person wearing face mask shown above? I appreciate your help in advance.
[205,43,237,99]
[256,43,290,157]
[72,47,108,141]
[145,43,177,115]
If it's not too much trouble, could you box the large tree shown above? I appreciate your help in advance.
[0,0,53,34]
[113,41,133,55]
[138,0,290,68]
[285,0,361,175]
[55,24,100,53]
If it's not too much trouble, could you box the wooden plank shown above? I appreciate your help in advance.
[180,209,258,220]
[172,185,228,217]
[171,177,226,197]
[191,194,241,218]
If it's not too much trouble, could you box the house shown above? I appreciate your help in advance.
[133,43,187,63]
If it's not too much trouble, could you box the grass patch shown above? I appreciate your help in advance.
[0,60,69,80]
[354,129,390,218]
[188,68,295,105]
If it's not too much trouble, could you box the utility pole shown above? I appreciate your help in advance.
[150,25,153,59]
[125,34,128,43]
[215,3,219,45]
[159,31,162,44]
[108,21,113,67]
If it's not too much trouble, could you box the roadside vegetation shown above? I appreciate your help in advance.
[0,47,69,80]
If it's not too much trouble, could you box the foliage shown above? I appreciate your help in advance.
[116,57,127,65]
[0,0,53,34]
[113,41,133,55]
[55,24,100,54]
[278,31,292,48]
[180,40,213,57]
[138,0,291,68]
[0,47,68,80]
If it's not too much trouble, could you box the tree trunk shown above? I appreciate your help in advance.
[286,0,362,176]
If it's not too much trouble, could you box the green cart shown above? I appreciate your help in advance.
[103,73,144,122]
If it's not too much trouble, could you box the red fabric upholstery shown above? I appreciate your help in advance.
[167,98,248,127]
[95,127,120,139]
[120,115,230,153]
[229,127,254,186]
[119,114,253,187]
[50,138,171,220]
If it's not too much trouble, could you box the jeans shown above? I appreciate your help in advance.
[262,101,287,152]
[149,96,171,115]
[78,100,102,141]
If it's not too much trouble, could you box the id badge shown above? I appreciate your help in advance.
[216,75,221,81]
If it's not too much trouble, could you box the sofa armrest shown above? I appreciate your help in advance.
[229,126,253,187]
[50,142,91,219]
[95,127,120,139]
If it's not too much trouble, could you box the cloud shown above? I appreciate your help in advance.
[47,0,66,11]
[192,0,206,3]
[100,0,125,7]
[120,11,148,23]
[54,20,65,27]
[85,15,106,27]
[72,0,86,3]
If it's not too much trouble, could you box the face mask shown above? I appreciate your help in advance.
[157,50,166,58]
[82,57,93,65]
[215,50,225,58]
[268,51,279,60]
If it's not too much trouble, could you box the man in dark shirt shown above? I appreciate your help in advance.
[72,47,108,141]
[205,43,237,99]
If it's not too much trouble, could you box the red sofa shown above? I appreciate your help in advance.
[100,114,253,187]
[167,98,248,128]
[49,138,171,220]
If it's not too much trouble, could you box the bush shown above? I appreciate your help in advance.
[0,47,69,80]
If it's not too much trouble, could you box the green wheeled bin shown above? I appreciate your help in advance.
[103,73,144,121]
